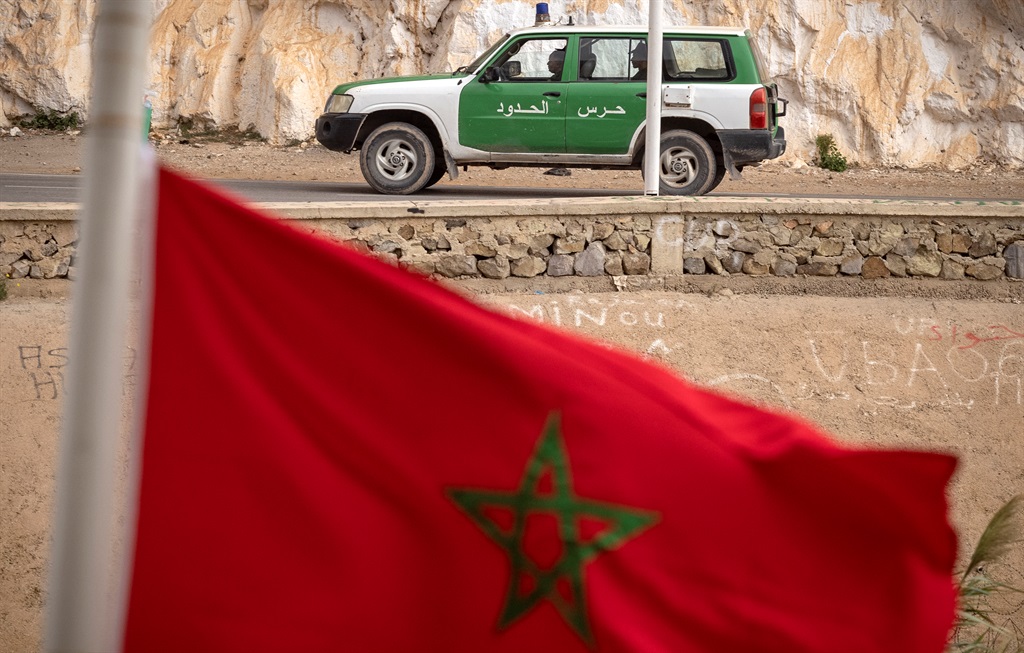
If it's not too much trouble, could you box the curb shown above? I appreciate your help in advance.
[2,196,1022,222]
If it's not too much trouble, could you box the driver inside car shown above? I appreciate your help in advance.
[547,48,565,80]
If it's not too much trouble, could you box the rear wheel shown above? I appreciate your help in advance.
[359,122,435,195]
[658,130,715,196]
[707,165,727,193]
[424,161,448,189]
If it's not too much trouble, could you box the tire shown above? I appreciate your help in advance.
[424,161,447,189]
[658,130,715,196]
[708,165,727,193]
[359,122,436,195]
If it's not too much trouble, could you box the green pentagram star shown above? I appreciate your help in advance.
[447,411,659,646]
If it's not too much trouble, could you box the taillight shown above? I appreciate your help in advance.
[750,87,768,129]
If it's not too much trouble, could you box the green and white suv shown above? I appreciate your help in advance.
[315,24,786,195]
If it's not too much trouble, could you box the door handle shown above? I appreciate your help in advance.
[636,92,647,98]
[543,91,561,97]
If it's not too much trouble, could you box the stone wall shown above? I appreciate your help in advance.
[1,0,1023,168]
[1,221,77,281]
[4,200,1023,283]
[657,214,1024,281]
[306,214,1024,282]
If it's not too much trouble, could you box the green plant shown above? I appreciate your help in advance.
[21,109,80,131]
[240,128,266,142]
[814,133,848,172]
[0,277,7,301]
[948,495,1024,652]
[172,123,266,144]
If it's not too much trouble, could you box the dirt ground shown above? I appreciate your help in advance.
[2,128,1024,199]
[3,290,1023,652]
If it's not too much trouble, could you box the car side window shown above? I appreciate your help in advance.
[664,39,734,81]
[493,38,569,81]
[577,37,646,81]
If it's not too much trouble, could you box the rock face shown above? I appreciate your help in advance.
[1,0,1022,168]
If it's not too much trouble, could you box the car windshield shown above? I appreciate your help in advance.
[454,34,511,75]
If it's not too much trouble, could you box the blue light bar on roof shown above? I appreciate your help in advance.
[535,3,551,26]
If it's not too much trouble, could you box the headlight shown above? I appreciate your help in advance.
[324,94,354,114]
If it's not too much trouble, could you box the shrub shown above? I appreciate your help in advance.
[20,109,81,131]
[173,123,266,144]
[948,495,1024,652]
[814,133,848,172]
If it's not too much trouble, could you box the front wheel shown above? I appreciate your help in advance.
[359,122,436,195]
[658,130,716,196]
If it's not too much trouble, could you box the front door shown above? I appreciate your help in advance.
[458,37,569,153]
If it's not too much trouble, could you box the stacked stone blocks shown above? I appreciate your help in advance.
[310,216,654,281]
[675,215,1022,281]
[3,211,1022,282]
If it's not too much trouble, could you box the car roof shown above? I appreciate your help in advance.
[507,24,749,38]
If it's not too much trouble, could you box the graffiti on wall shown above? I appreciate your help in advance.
[502,297,1024,414]
[12,344,137,401]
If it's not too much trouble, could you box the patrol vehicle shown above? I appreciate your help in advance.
[315,17,786,195]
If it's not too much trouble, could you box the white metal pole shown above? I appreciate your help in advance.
[643,0,665,195]
[45,1,152,651]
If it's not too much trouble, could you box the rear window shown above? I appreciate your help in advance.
[664,39,734,81]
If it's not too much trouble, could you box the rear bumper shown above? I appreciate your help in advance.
[718,127,786,165]
[314,113,366,152]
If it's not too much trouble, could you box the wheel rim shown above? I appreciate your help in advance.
[660,146,699,188]
[374,138,418,181]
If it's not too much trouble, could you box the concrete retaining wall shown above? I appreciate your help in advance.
[3,197,1023,282]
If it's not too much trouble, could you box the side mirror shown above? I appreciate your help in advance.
[481,67,500,83]
[504,61,521,78]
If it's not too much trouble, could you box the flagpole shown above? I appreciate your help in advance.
[45,1,152,651]
[643,0,664,195]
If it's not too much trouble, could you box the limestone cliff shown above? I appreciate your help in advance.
[1,0,1022,168]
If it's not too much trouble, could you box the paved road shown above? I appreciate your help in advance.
[0,172,1011,203]
[0,173,640,203]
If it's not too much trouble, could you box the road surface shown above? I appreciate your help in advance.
[0,172,1010,203]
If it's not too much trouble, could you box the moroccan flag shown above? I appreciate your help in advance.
[123,168,957,652]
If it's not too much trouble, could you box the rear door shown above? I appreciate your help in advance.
[565,35,647,155]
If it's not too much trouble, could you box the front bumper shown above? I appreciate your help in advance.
[314,113,366,152]
[718,127,787,165]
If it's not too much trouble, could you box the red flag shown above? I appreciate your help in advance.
[124,168,957,653]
